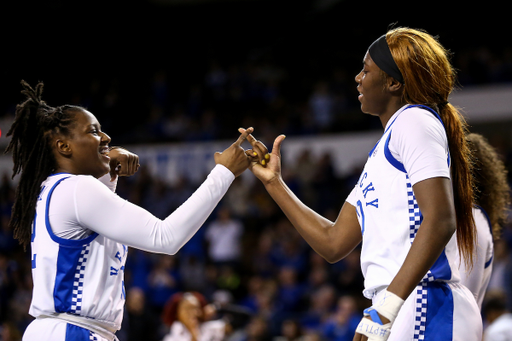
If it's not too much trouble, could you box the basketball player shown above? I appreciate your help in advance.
[6,81,257,341]
[455,133,510,309]
[245,27,482,340]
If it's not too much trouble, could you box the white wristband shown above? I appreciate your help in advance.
[373,289,405,322]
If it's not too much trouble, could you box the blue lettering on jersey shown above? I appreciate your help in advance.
[356,172,379,236]
[362,182,375,198]
[366,198,379,208]
[110,267,119,276]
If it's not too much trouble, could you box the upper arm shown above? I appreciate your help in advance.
[73,176,166,249]
[412,177,456,231]
[391,110,450,185]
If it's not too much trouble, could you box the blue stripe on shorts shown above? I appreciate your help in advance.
[414,282,454,340]
[65,324,90,341]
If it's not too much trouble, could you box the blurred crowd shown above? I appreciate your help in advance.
[1,30,512,341]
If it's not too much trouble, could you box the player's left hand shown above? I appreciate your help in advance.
[108,147,140,181]
[352,289,404,341]
[353,310,391,341]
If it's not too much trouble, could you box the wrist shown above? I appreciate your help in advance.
[373,289,405,322]
[263,174,284,190]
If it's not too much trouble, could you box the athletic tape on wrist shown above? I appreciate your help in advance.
[373,289,404,322]
[356,316,391,341]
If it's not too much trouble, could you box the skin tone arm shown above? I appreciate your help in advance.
[245,132,362,264]
[353,177,457,341]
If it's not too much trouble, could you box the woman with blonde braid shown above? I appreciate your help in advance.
[245,27,482,341]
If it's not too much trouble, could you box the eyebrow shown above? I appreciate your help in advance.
[86,123,102,130]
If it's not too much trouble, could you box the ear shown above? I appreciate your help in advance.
[55,138,72,156]
[388,77,403,94]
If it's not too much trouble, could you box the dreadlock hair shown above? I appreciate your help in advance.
[5,80,85,250]
[384,27,476,269]
[466,133,510,239]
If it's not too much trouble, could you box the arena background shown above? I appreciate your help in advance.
[1,1,511,340]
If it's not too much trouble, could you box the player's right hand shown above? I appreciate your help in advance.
[214,127,254,177]
[244,132,286,186]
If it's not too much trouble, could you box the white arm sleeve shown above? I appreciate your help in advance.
[73,164,234,254]
[97,173,118,192]
[389,108,450,186]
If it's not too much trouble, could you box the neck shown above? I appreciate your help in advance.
[378,100,406,128]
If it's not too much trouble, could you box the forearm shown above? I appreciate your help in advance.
[265,177,360,262]
[387,217,455,299]
[76,165,234,254]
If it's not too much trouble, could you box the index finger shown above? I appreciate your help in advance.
[235,127,254,146]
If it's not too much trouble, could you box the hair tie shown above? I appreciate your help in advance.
[368,35,404,84]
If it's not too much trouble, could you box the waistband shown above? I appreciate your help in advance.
[38,313,118,341]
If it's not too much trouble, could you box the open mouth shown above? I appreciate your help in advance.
[99,146,110,159]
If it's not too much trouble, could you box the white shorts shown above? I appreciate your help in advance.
[23,318,112,341]
[372,281,483,340]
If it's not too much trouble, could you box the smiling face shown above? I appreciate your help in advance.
[53,109,112,178]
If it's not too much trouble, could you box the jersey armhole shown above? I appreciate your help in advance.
[45,177,98,247]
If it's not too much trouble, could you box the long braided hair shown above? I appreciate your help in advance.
[5,80,84,249]
[385,28,476,268]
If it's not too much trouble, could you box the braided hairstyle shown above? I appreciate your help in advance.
[5,80,85,249]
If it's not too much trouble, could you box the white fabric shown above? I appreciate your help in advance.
[49,164,234,253]
[484,313,512,341]
[162,320,226,341]
[205,219,243,262]
[385,105,450,186]
[380,282,482,341]
[356,317,391,340]
[23,318,113,341]
[27,164,234,338]
[455,206,494,309]
[372,289,404,322]
[345,105,459,297]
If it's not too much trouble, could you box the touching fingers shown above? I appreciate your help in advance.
[235,127,254,146]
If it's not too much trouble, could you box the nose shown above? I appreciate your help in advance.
[355,71,362,84]
[101,131,111,144]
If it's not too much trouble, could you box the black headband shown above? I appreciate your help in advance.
[368,35,404,84]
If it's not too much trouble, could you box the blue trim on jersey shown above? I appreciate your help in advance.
[384,133,406,173]
[31,213,37,242]
[424,282,454,340]
[65,323,91,341]
[49,172,73,177]
[485,255,493,269]
[54,246,87,313]
[45,177,98,247]
[383,105,451,172]
[429,250,452,281]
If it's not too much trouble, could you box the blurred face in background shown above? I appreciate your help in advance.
[177,294,203,326]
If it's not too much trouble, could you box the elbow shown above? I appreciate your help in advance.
[319,246,347,264]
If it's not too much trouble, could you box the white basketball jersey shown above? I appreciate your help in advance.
[348,105,461,299]
[456,206,493,309]
[29,173,127,332]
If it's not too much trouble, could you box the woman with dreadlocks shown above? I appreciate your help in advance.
[455,133,511,309]
[6,81,256,341]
